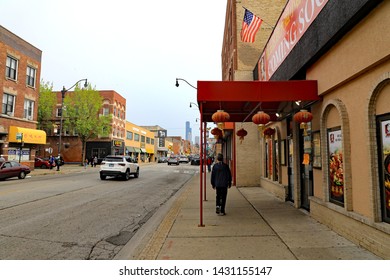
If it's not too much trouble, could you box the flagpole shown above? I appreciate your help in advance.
[242,6,274,29]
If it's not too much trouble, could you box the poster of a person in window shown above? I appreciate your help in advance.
[328,129,344,205]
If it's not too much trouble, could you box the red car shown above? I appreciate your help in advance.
[0,161,31,180]
[34,157,51,169]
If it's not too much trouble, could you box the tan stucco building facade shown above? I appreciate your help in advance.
[221,0,389,258]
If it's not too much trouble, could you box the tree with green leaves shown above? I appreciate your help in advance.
[63,84,112,164]
[38,80,56,131]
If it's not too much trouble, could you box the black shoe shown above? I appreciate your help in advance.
[216,206,220,214]
[220,212,226,216]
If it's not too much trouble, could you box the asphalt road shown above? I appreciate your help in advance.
[0,163,198,259]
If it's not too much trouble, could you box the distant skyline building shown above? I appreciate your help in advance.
[185,121,192,142]
[194,136,200,146]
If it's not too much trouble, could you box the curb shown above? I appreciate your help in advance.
[136,184,192,260]
[112,169,198,260]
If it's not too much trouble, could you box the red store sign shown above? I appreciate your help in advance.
[258,0,329,81]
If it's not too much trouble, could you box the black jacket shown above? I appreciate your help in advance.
[211,162,232,188]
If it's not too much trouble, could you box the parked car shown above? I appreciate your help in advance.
[99,155,139,180]
[178,155,189,163]
[190,156,200,165]
[34,157,51,169]
[0,161,31,180]
[167,156,180,165]
[158,156,168,163]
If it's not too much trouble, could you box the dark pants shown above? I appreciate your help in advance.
[215,187,228,213]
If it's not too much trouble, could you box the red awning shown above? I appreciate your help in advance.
[197,80,319,122]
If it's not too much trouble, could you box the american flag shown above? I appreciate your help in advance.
[240,9,263,43]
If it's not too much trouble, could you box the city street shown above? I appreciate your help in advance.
[0,163,198,259]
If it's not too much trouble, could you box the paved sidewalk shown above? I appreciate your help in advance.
[30,164,98,176]
[125,172,381,260]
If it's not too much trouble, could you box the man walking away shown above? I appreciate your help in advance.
[211,153,232,216]
[207,156,212,172]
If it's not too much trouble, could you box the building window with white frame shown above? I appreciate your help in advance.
[56,108,62,117]
[24,99,35,120]
[2,93,15,116]
[102,107,109,116]
[6,56,18,80]
[26,66,36,88]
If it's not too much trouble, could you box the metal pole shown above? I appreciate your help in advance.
[18,133,23,163]
[56,79,87,171]
[57,89,66,171]
[203,121,207,201]
[58,89,65,155]
[198,103,204,227]
[233,122,237,186]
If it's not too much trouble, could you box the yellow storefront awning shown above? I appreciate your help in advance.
[9,126,46,145]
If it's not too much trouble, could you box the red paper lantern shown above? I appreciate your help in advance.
[263,127,275,137]
[212,110,230,130]
[252,111,270,125]
[236,128,248,144]
[252,111,270,131]
[212,110,230,123]
[211,127,223,139]
[293,109,313,135]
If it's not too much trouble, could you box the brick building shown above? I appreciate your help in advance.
[0,25,45,169]
[165,136,183,156]
[43,90,126,163]
[221,0,287,186]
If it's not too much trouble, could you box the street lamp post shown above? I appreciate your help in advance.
[57,78,88,171]
[175,78,197,90]
[190,102,198,108]
[175,77,207,227]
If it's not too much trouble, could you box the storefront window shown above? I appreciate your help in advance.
[312,131,321,168]
[274,140,279,182]
[264,142,268,178]
[378,114,390,223]
[264,138,273,180]
[328,127,344,206]
[7,148,30,161]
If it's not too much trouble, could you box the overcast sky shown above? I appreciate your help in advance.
[2,0,227,140]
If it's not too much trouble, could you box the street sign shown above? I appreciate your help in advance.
[16,133,23,141]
